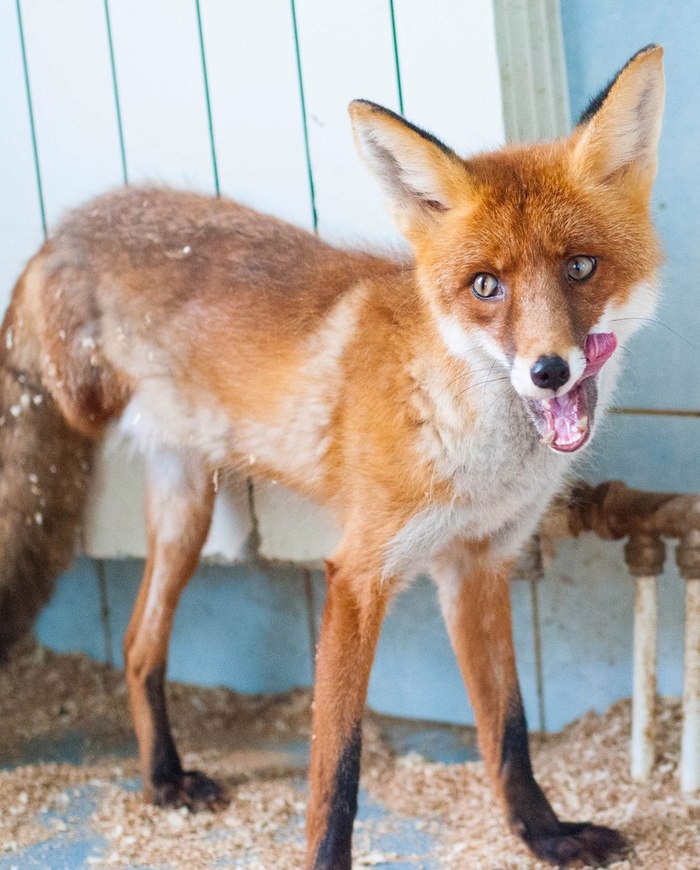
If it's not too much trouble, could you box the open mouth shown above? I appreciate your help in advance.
[527,333,617,453]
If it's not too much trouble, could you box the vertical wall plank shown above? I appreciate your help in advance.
[392,0,505,155]
[19,0,124,226]
[199,0,314,228]
[493,0,569,143]
[108,0,215,190]
[293,0,401,243]
[253,0,408,556]
[0,1,44,311]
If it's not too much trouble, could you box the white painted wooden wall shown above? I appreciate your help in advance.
[1,0,551,562]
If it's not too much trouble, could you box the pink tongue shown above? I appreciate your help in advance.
[582,332,617,379]
[544,332,617,449]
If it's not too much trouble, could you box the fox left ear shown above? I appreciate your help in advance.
[571,45,665,190]
[349,100,471,238]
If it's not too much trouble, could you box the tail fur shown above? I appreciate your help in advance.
[0,273,93,659]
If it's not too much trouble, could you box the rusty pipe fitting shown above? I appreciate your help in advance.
[676,529,700,581]
[625,533,666,578]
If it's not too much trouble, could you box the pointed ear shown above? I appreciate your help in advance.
[348,100,471,236]
[571,45,664,190]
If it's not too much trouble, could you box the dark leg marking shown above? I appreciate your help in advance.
[144,664,224,811]
[501,690,629,867]
[314,723,362,870]
[145,664,182,786]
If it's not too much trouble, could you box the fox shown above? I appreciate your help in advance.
[0,45,664,867]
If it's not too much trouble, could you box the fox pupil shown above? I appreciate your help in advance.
[472,273,500,299]
[566,255,596,281]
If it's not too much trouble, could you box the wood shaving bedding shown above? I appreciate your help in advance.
[0,643,696,867]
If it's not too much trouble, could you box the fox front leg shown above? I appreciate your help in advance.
[306,557,392,869]
[432,541,629,867]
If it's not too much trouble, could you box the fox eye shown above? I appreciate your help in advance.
[471,273,502,299]
[566,255,596,282]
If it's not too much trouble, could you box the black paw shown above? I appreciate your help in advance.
[526,821,629,867]
[151,769,226,812]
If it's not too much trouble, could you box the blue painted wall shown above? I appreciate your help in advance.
[562,1,700,421]
[36,3,698,733]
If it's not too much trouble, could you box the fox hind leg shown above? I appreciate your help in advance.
[123,449,221,810]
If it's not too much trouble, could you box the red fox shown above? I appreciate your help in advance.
[0,45,664,867]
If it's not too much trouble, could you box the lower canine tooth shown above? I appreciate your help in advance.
[540,431,556,445]
[576,416,589,433]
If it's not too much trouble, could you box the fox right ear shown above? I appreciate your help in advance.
[348,100,471,238]
[571,45,665,191]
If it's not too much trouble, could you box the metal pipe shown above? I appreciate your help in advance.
[539,479,700,546]
[680,576,700,799]
[676,530,700,801]
[523,481,700,797]
[625,534,665,784]
[631,575,657,782]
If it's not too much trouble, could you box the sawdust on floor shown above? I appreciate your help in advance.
[0,643,697,868]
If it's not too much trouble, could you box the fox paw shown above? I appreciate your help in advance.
[151,769,226,812]
[526,821,629,867]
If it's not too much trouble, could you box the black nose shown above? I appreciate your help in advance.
[530,355,570,391]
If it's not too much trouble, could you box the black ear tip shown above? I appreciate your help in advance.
[348,99,389,116]
[633,43,663,61]
[577,44,664,126]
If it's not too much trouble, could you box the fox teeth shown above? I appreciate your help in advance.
[575,416,589,433]
[540,431,556,445]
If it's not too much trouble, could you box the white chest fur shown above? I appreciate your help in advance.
[384,358,573,578]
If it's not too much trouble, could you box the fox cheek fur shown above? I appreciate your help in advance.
[0,46,664,868]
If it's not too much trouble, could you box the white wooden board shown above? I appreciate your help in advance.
[199,0,314,228]
[255,481,341,563]
[393,0,505,154]
[19,0,124,226]
[107,0,215,190]
[83,429,253,561]
[292,0,401,244]
[0,0,44,311]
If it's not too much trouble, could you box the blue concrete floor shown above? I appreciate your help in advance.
[0,782,125,870]
[0,783,437,869]
[0,714,477,869]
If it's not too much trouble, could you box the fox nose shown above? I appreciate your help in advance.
[530,355,570,391]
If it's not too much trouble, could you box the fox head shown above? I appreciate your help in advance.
[349,45,664,453]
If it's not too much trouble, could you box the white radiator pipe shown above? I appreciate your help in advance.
[680,577,700,800]
[631,574,658,782]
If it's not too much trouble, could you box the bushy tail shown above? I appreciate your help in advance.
[0,275,93,659]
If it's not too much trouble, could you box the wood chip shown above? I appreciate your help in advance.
[0,642,697,867]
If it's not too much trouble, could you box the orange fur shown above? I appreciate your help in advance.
[0,46,665,868]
